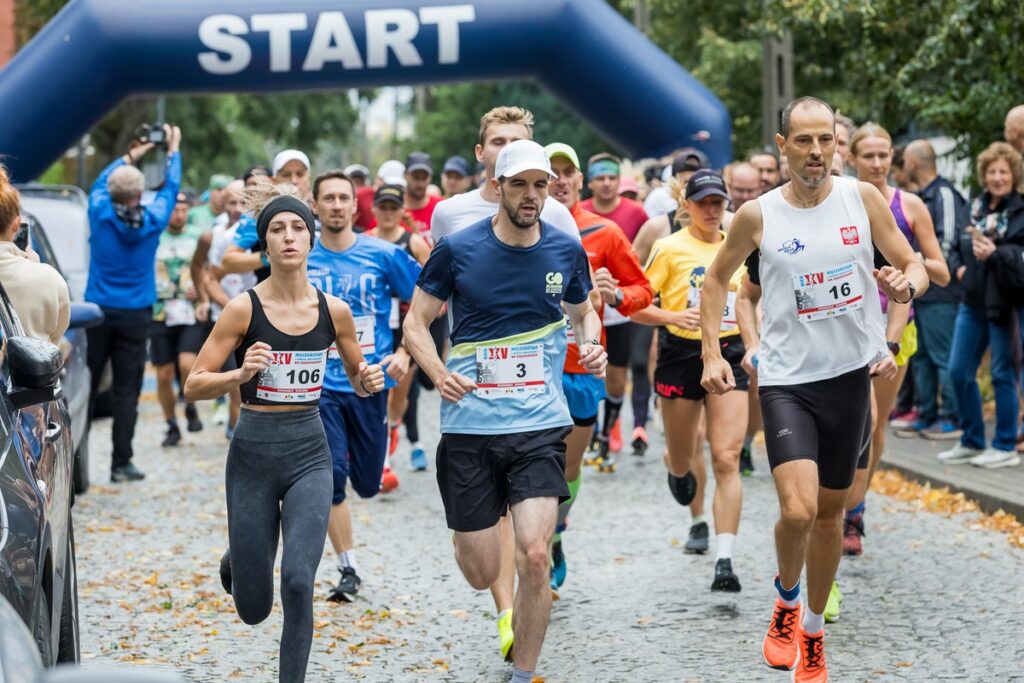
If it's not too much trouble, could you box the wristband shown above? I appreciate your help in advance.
[580,339,601,347]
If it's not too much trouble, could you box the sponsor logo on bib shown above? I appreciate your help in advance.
[840,226,860,245]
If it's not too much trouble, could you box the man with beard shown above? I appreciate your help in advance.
[700,97,925,682]
[404,152,443,240]
[305,170,421,602]
[428,105,580,661]
[404,140,605,683]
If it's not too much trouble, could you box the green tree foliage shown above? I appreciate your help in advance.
[404,81,621,172]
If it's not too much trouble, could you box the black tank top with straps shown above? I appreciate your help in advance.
[393,229,413,255]
[236,289,337,406]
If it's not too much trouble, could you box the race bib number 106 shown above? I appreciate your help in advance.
[256,349,328,403]
[475,344,545,399]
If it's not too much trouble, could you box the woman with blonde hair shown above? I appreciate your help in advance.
[939,142,1024,469]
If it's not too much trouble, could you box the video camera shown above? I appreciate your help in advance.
[134,124,167,148]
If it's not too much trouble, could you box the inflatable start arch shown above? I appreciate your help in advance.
[0,0,732,181]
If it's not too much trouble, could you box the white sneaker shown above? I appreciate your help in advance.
[937,443,982,464]
[212,402,229,426]
[969,448,1021,469]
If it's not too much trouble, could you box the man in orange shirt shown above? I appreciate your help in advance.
[544,142,653,591]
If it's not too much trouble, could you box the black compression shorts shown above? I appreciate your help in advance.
[654,334,749,401]
[759,366,872,490]
[604,322,632,368]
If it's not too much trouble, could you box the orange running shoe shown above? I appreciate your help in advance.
[762,597,801,671]
[388,425,400,457]
[609,419,622,453]
[380,466,399,493]
[793,625,828,682]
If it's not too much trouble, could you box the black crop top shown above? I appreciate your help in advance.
[236,289,337,406]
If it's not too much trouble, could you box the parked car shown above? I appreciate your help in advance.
[0,280,78,665]
[0,592,184,682]
[18,184,113,420]
[23,212,104,495]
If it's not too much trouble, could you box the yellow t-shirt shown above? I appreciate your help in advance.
[644,228,745,340]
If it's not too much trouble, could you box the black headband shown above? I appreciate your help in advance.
[256,195,316,251]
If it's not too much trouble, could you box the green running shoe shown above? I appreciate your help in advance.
[824,580,843,623]
[498,608,514,661]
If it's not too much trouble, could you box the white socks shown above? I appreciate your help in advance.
[715,533,735,561]
[338,550,358,573]
[802,608,824,635]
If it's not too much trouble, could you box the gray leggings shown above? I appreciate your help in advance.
[225,407,332,683]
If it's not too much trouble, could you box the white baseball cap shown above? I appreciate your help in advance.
[376,159,407,187]
[272,149,310,176]
[495,140,556,180]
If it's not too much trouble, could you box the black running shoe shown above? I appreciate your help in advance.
[185,404,203,433]
[110,462,146,482]
[328,566,361,602]
[667,471,697,506]
[162,424,182,447]
[684,521,709,554]
[219,549,232,594]
[710,558,741,592]
[739,446,754,476]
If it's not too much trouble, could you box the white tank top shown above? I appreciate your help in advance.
[756,177,886,386]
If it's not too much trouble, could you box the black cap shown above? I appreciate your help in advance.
[374,184,404,207]
[685,169,730,201]
[405,151,433,175]
[442,155,471,177]
[672,148,710,175]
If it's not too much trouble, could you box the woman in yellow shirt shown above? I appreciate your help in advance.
[632,170,750,592]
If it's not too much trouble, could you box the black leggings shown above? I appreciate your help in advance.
[226,407,332,683]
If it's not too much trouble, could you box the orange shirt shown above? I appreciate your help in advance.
[564,203,653,374]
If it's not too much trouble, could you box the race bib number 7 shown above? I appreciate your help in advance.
[256,349,328,402]
[791,262,864,322]
[330,315,376,361]
[475,344,545,399]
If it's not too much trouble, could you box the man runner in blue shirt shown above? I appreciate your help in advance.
[404,140,607,683]
[306,170,421,602]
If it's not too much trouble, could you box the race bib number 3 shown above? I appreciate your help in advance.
[687,289,738,331]
[475,344,545,398]
[256,349,328,402]
[792,262,864,322]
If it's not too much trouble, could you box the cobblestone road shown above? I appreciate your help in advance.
[74,388,1024,682]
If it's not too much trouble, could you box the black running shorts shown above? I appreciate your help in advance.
[759,366,872,490]
[436,426,571,532]
[604,322,632,368]
[150,321,205,365]
[654,334,749,401]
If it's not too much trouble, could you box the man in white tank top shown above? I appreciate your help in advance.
[696,97,929,683]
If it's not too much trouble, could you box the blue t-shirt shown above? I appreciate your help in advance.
[417,218,591,435]
[307,235,421,393]
[231,215,259,250]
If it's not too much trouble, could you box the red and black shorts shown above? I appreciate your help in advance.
[654,333,749,401]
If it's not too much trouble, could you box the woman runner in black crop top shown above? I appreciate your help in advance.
[184,187,385,683]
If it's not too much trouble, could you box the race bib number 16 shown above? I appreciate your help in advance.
[475,344,545,399]
[791,262,864,322]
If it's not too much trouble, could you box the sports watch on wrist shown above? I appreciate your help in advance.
[892,281,916,305]
[887,340,901,357]
[611,288,624,308]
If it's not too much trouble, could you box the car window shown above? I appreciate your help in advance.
[0,284,24,339]
[25,214,63,276]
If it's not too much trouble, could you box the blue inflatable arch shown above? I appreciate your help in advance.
[0,0,732,181]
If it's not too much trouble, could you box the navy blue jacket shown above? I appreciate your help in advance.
[85,153,181,310]
[917,175,968,304]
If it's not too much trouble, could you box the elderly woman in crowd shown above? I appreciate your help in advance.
[940,142,1024,469]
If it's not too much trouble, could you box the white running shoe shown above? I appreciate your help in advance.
[936,443,981,464]
[969,448,1021,469]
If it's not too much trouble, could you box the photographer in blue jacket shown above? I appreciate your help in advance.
[86,123,182,483]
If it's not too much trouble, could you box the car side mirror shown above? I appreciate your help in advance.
[7,336,63,409]
[68,302,104,330]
